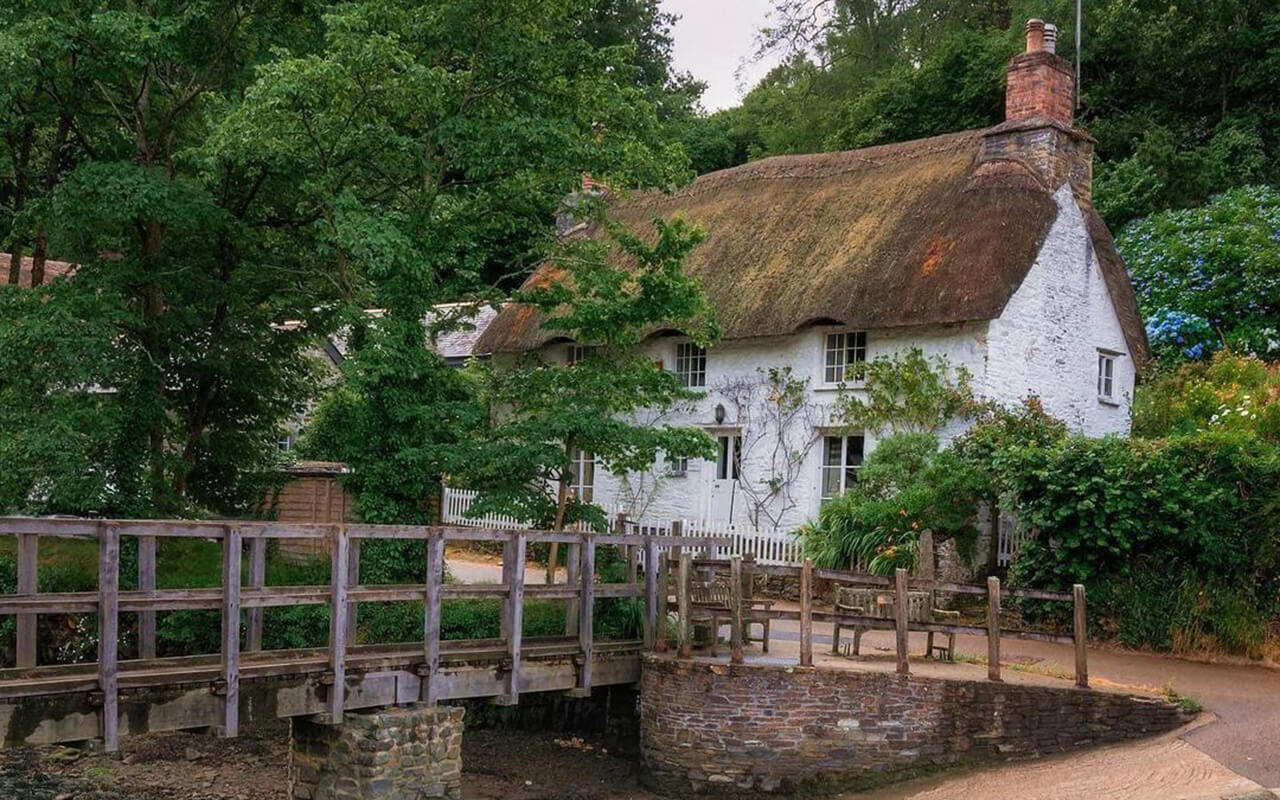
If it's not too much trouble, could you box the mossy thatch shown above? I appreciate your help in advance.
[476,129,1149,367]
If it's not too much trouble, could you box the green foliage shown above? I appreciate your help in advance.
[835,348,978,436]
[1133,353,1280,444]
[707,0,1279,226]
[799,433,981,575]
[1118,186,1280,362]
[461,215,720,530]
[1004,431,1280,655]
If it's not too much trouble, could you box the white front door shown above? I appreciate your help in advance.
[707,433,742,524]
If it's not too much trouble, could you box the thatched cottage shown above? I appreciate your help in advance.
[475,20,1149,532]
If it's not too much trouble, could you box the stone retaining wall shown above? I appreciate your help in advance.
[289,706,464,800]
[640,657,1192,796]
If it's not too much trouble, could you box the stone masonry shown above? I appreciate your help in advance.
[289,705,464,800]
[640,657,1193,797]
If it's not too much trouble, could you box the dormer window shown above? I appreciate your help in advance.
[675,342,706,387]
[824,332,867,384]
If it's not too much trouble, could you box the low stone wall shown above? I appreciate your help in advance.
[289,706,464,800]
[640,657,1192,796]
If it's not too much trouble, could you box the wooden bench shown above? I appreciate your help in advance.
[689,571,773,653]
[831,586,960,661]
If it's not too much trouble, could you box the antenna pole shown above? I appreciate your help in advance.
[1075,0,1082,111]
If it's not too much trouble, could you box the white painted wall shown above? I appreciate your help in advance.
[529,184,1136,530]
[984,185,1134,436]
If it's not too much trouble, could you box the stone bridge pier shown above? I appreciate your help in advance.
[289,705,464,800]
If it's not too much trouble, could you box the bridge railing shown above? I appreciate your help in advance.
[0,516,728,752]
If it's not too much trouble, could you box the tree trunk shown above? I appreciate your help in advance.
[546,439,575,583]
[6,121,34,285]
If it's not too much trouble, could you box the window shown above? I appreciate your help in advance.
[277,435,294,452]
[675,342,706,387]
[570,449,595,502]
[824,331,867,384]
[715,435,741,480]
[662,453,689,476]
[820,435,864,500]
[1097,352,1117,401]
[567,344,598,365]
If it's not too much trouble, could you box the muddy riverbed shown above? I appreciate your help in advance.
[0,724,661,800]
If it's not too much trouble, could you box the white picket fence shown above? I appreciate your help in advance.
[440,487,806,566]
[682,519,804,566]
[440,487,529,530]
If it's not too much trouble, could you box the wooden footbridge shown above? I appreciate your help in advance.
[0,517,1091,755]
[0,516,725,751]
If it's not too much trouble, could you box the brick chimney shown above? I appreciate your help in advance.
[1005,19,1074,126]
[977,19,1094,201]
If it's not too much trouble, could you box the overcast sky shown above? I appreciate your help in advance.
[661,0,781,112]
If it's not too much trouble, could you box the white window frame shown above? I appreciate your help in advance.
[824,331,867,385]
[1097,350,1119,403]
[567,344,598,365]
[663,453,689,477]
[714,434,741,481]
[674,341,707,388]
[820,434,864,500]
[570,449,595,502]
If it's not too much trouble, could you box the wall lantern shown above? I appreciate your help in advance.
[714,404,726,425]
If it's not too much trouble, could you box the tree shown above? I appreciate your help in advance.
[1118,185,1280,363]
[460,214,720,575]
[0,0,334,516]
[834,348,977,436]
[260,0,698,526]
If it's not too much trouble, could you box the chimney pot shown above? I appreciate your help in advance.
[1025,18,1046,52]
[1043,23,1058,54]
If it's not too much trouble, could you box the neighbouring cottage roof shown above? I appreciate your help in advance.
[0,254,76,287]
[474,129,1150,367]
[427,302,502,364]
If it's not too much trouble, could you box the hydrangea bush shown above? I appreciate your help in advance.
[1119,185,1280,363]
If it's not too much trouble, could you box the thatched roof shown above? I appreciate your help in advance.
[0,254,75,287]
[475,129,1149,366]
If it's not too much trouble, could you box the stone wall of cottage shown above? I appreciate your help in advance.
[289,706,464,800]
[984,185,1134,437]
[639,657,1191,797]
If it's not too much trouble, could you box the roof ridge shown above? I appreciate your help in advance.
[646,130,982,207]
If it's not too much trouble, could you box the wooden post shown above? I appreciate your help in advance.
[220,525,242,737]
[16,532,38,668]
[245,537,265,653]
[566,534,596,697]
[655,549,670,653]
[677,551,692,659]
[669,519,683,565]
[643,535,659,650]
[743,553,757,646]
[987,576,1001,682]
[564,536,581,637]
[327,525,349,723]
[98,522,120,752]
[138,535,157,660]
[799,558,813,667]
[729,555,744,665]
[421,532,444,704]
[346,537,361,643]
[501,532,526,704]
[894,567,909,675]
[1074,584,1089,688]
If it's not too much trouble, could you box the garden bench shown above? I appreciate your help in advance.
[688,570,773,653]
[831,586,960,661]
